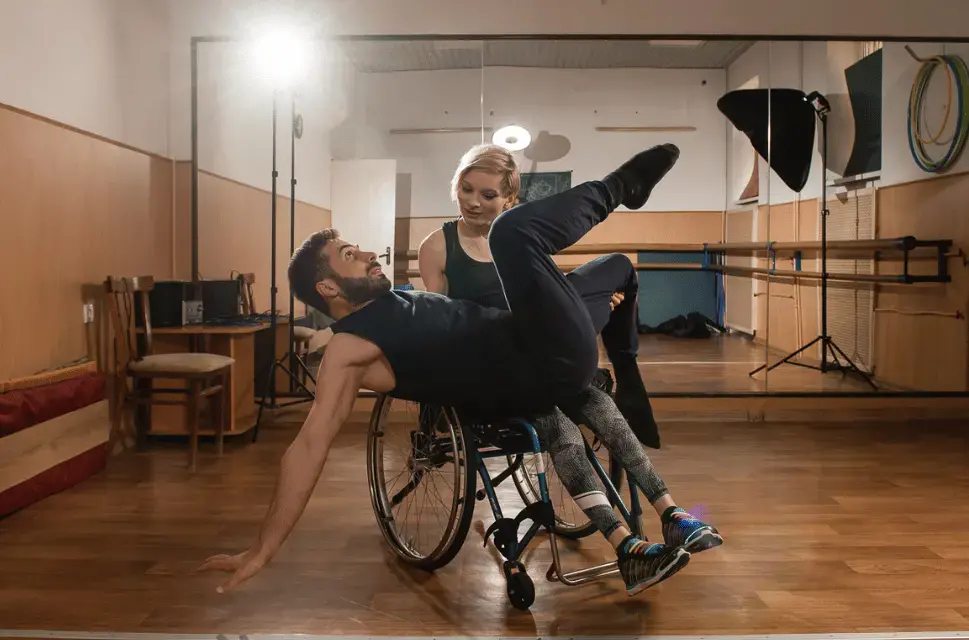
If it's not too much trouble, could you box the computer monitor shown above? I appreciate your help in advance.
[201,279,242,321]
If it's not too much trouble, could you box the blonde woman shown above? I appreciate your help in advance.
[417,144,722,595]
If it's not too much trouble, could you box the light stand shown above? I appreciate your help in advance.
[254,90,317,435]
[748,91,876,389]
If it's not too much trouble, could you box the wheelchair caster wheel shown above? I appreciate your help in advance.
[503,561,535,610]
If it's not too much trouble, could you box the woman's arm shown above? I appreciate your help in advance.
[417,229,449,294]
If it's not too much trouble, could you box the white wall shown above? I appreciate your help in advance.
[880,42,969,187]
[0,0,171,156]
[330,68,484,219]
[353,66,727,218]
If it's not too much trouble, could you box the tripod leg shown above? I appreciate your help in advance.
[293,353,318,386]
[826,338,878,390]
[749,335,823,377]
[822,340,847,378]
[253,357,278,442]
[274,359,316,399]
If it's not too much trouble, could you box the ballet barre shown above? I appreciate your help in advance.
[397,236,957,285]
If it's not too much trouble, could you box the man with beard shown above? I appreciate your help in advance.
[200,144,702,595]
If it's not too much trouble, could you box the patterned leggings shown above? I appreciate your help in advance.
[532,387,669,538]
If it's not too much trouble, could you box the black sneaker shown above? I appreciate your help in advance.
[605,144,681,210]
[616,536,690,596]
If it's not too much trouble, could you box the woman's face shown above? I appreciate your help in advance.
[456,169,512,230]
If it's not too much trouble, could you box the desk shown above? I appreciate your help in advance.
[139,317,308,437]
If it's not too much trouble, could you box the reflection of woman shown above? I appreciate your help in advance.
[417,144,721,596]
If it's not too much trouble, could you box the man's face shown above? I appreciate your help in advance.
[316,239,392,306]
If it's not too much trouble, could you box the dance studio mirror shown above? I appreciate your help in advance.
[471,37,966,402]
[190,35,969,404]
[478,39,773,397]
[745,39,967,399]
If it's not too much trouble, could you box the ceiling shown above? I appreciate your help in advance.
[338,39,755,73]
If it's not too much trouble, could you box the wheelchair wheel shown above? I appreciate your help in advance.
[367,395,477,571]
[511,426,625,539]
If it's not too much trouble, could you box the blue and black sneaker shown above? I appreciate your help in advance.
[616,536,691,596]
[662,506,723,553]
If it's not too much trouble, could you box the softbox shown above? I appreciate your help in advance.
[717,88,817,193]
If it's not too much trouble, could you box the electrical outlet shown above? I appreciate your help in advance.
[83,302,94,324]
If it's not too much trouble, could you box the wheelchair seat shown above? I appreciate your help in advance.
[467,419,544,455]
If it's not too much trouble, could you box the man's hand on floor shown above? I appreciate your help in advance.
[198,548,269,593]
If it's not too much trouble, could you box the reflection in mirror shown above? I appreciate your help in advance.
[724,40,968,396]
[330,39,486,291]
[314,37,969,399]
[481,39,762,395]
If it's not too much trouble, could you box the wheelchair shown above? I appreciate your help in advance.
[365,370,647,610]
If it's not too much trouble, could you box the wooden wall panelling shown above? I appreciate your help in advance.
[754,200,821,365]
[874,173,969,391]
[173,166,332,316]
[724,207,755,332]
[0,104,173,381]
[395,211,726,288]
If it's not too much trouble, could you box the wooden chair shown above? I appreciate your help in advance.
[104,276,234,471]
[238,272,257,316]
[238,272,314,386]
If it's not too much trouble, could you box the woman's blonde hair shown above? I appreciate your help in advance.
[450,143,521,206]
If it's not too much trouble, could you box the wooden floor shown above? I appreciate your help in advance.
[627,334,901,394]
[2,407,969,637]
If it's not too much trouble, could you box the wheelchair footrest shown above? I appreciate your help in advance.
[483,501,555,561]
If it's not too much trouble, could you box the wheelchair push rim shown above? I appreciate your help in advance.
[367,395,476,571]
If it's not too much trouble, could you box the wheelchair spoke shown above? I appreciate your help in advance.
[368,397,471,566]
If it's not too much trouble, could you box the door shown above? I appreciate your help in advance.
[330,159,397,277]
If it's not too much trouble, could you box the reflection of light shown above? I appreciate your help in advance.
[250,25,311,89]
[493,125,531,151]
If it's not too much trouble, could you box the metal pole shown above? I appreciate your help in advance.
[190,38,199,282]
[820,110,829,372]
[269,90,279,405]
[289,92,297,391]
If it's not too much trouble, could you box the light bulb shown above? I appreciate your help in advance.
[493,125,531,151]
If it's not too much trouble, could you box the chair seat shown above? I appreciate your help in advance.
[129,353,234,375]
[293,326,315,341]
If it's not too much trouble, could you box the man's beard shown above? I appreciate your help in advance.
[337,273,392,306]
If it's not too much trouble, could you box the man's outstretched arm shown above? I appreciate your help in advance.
[199,334,373,592]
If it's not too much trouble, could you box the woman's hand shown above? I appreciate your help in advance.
[610,291,625,311]
[198,548,270,593]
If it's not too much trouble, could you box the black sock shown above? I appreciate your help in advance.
[612,357,661,449]
[602,173,626,210]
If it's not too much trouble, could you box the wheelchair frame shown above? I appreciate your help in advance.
[366,394,647,611]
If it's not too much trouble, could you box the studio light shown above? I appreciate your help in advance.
[250,26,311,89]
[493,125,531,151]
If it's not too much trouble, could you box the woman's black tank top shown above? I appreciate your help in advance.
[442,220,508,310]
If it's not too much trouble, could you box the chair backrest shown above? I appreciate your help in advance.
[237,272,256,314]
[103,276,155,373]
